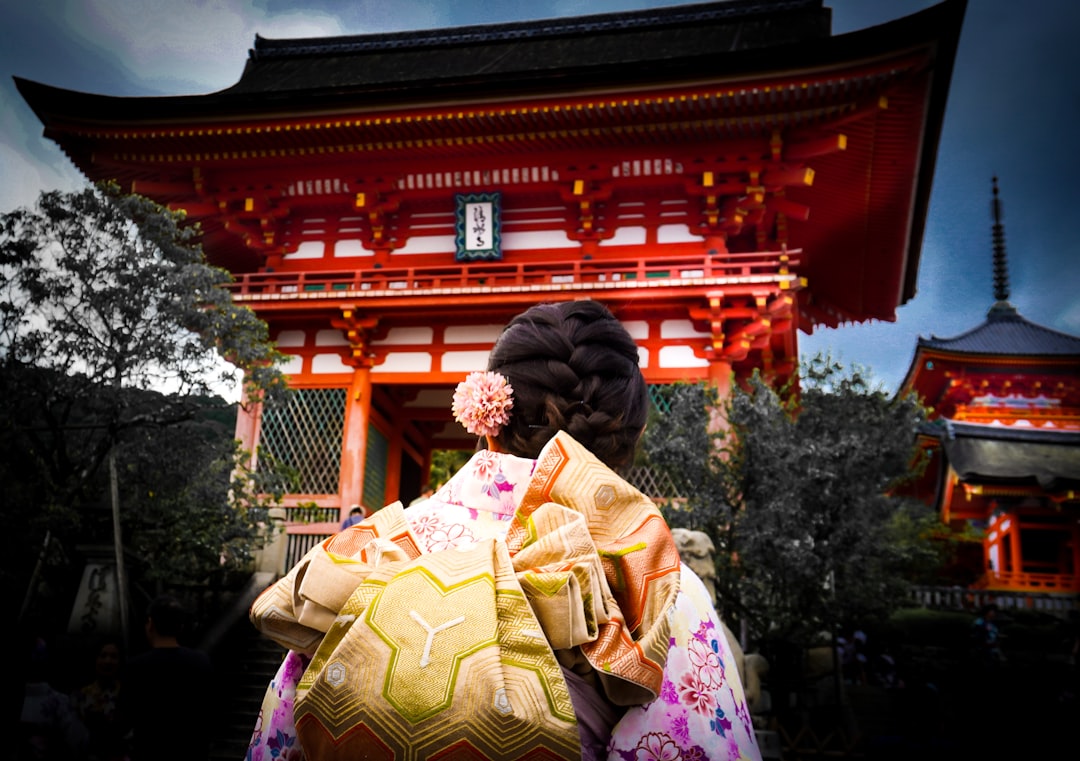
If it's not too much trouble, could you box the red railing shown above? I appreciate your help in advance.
[974,569,1080,594]
[224,249,801,297]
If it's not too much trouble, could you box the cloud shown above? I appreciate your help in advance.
[0,143,80,213]
[0,83,88,211]
[62,0,351,92]
[1059,301,1080,334]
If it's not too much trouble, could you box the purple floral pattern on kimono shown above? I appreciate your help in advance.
[605,566,761,761]
[245,650,308,761]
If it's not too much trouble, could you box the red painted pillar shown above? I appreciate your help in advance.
[708,359,734,401]
[1005,511,1022,586]
[708,359,734,434]
[338,366,371,520]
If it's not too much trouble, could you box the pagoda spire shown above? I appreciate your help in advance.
[989,176,1016,318]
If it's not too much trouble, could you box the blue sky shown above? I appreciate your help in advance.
[2,0,1078,394]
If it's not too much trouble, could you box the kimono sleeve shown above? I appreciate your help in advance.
[606,564,763,761]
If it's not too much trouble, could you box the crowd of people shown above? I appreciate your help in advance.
[17,595,214,761]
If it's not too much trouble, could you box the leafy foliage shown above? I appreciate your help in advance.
[429,448,473,490]
[0,183,288,404]
[111,403,297,587]
[642,355,936,649]
[0,184,290,625]
[639,380,741,600]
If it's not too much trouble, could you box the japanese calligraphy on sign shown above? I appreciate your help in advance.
[455,192,501,261]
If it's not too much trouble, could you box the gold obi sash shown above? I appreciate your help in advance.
[250,431,681,759]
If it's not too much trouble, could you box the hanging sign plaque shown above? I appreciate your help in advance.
[455,192,501,261]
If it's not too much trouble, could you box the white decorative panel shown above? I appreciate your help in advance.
[657,224,700,244]
[372,327,434,345]
[275,330,306,347]
[442,350,492,371]
[606,226,647,245]
[372,352,433,373]
[661,320,710,339]
[315,329,348,346]
[505,205,563,221]
[280,355,304,374]
[334,240,365,258]
[659,345,709,368]
[284,240,326,259]
[394,234,455,255]
[312,353,351,373]
[621,320,649,340]
[637,347,649,368]
[444,325,504,344]
[501,230,578,250]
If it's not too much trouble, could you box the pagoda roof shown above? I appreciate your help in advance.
[918,302,1080,358]
[899,301,1080,403]
[923,419,1080,493]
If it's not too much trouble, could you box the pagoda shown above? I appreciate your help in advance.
[899,179,1080,595]
[16,0,965,544]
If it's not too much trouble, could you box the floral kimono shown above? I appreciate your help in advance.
[245,432,761,761]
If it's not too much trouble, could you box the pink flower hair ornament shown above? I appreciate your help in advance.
[452,371,514,437]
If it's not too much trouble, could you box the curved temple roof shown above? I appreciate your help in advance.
[919,303,1080,357]
[926,420,1080,493]
[14,0,967,329]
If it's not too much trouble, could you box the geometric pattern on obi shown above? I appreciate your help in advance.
[294,537,581,761]
[510,432,681,707]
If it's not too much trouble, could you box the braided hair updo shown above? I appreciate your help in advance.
[487,300,648,473]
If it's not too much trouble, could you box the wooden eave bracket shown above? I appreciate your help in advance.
[353,189,403,251]
[688,290,794,363]
[330,308,382,368]
[687,160,815,236]
[784,133,847,161]
[561,177,614,241]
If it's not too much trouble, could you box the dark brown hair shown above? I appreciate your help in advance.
[487,300,647,472]
[147,594,190,638]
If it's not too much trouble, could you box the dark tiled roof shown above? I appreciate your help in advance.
[250,0,825,56]
[918,302,1080,357]
[925,419,1080,445]
[223,0,831,97]
[922,419,1080,491]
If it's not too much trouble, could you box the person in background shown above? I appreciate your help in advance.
[18,633,89,761]
[71,638,125,761]
[408,483,435,506]
[246,300,762,761]
[339,504,365,530]
[971,602,1005,668]
[122,595,214,761]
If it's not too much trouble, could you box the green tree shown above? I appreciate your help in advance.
[643,355,936,650]
[428,448,472,490]
[108,393,294,589]
[639,380,738,588]
[1,184,289,633]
